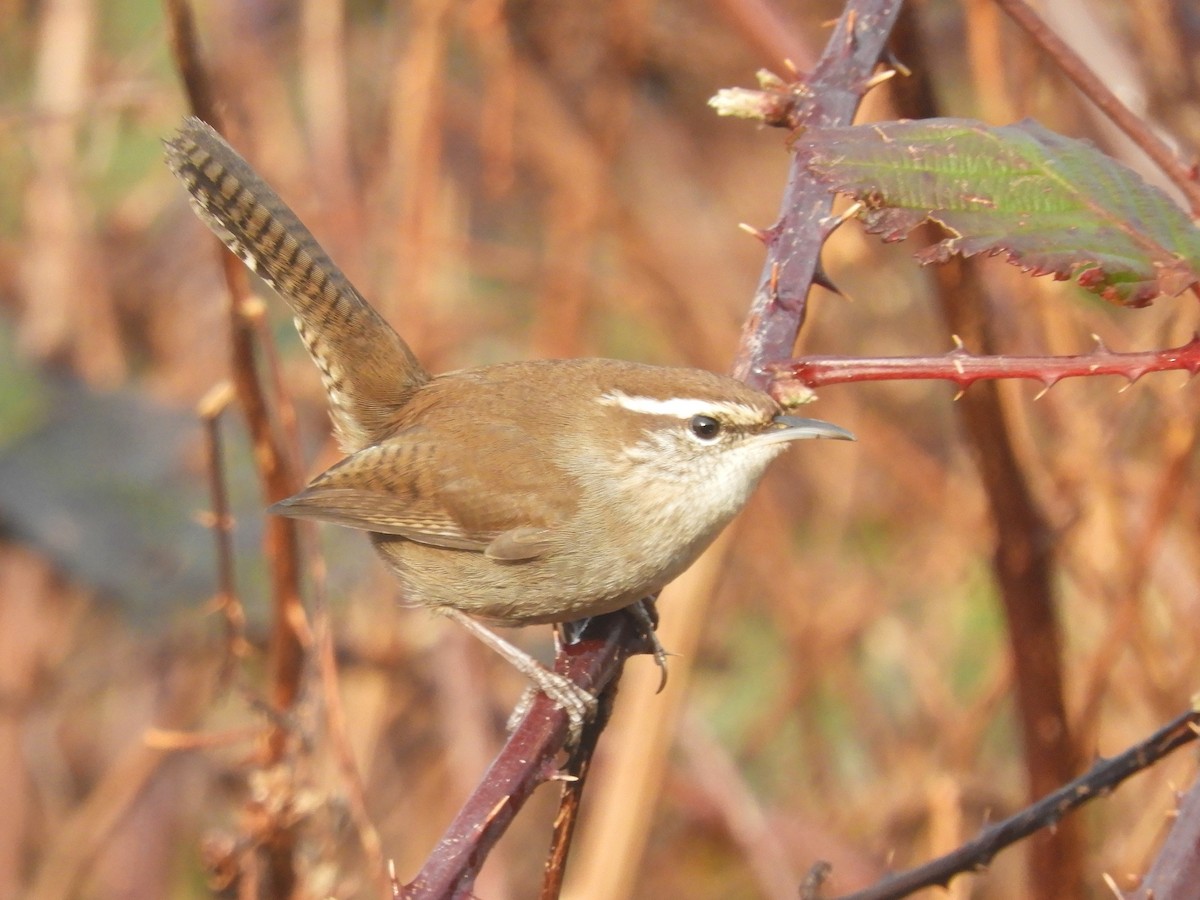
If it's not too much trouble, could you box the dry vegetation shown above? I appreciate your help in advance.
[1,0,1199,898]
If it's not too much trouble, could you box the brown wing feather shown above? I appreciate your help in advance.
[270,425,576,559]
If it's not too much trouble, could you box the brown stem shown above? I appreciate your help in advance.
[933,260,1084,900]
[540,681,619,900]
[164,1,309,895]
[197,382,247,688]
[313,592,389,897]
[891,10,1083,895]
[709,0,816,75]
[991,0,1200,216]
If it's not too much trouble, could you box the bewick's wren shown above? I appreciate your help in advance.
[165,117,853,725]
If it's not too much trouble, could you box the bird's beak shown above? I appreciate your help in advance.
[755,415,856,446]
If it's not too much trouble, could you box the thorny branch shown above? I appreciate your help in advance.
[402,615,631,899]
[820,708,1200,900]
[540,680,620,900]
[730,0,905,389]
[773,336,1200,394]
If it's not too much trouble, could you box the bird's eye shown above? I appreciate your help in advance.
[689,414,721,441]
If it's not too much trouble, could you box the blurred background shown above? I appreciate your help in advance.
[1,0,1199,897]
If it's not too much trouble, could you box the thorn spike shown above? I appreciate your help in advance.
[738,222,769,243]
[812,261,843,297]
[864,69,897,90]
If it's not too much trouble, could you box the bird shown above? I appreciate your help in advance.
[164,116,853,730]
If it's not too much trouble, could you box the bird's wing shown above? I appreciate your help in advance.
[270,425,574,560]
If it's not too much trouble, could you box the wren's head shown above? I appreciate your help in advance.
[561,362,853,542]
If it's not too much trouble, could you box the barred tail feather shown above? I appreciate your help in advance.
[164,117,428,450]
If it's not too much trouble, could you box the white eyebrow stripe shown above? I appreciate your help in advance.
[597,391,760,421]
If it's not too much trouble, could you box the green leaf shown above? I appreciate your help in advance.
[797,118,1200,306]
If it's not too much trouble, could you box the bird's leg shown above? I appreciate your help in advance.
[624,597,670,693]
[556,596,670,693]
[441,608,595,743]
